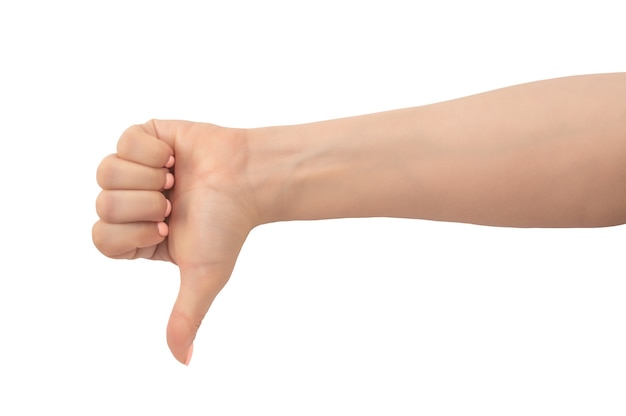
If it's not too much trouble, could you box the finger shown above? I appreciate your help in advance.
[117,123,174,168]
[166,265,230,365]
[97,154,174,191]
[142,119,192,150]
[96,190,171,223]
[92,220,168,259]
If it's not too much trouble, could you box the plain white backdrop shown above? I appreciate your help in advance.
[1,1,625,414]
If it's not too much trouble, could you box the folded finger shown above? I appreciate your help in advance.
[117,124,174,168]
[96,190,171,223]
[92,220,167,259]
[97,154,174,191]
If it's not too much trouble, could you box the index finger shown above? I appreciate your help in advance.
[117,123,174,168]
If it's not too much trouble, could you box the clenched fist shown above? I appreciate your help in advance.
[93,121,260,364]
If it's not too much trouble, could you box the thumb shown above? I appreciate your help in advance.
[166,266,229,365]
[147,119,210,149]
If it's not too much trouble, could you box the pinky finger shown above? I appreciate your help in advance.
[92,220,167,259]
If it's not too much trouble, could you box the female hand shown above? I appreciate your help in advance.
[93,120,259,364]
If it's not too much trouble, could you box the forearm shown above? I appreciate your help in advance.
[247,73,626,227]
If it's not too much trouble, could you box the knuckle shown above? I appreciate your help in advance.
[117,123,167,167]
[96,155,117,189]
[116,131,132,157]
[92,221,139,259]
[91,221,115,258]
[116,125,141,157]
[95,191,116,222]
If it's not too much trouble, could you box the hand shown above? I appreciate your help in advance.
[93,120,259,364]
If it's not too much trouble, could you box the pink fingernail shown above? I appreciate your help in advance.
[165,199,172,217]
[165,155,175,168]
[157,222,168,237]
[184,344,194,366]
[164,173,175,189]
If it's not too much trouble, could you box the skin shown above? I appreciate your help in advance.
[93,72,626,364]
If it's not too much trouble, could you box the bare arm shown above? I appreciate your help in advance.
[94,72,626,364]
[249,72,626,227]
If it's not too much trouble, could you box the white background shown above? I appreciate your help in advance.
[1,1,625,414]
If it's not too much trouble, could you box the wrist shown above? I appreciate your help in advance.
[244,110,419,224]
[245,124,313,224]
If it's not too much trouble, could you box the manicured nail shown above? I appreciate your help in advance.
[184,344,194,366]
[165,199,172,217]
[164,173,175,189]
[165,155,175,168]
[157,222,169,237]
